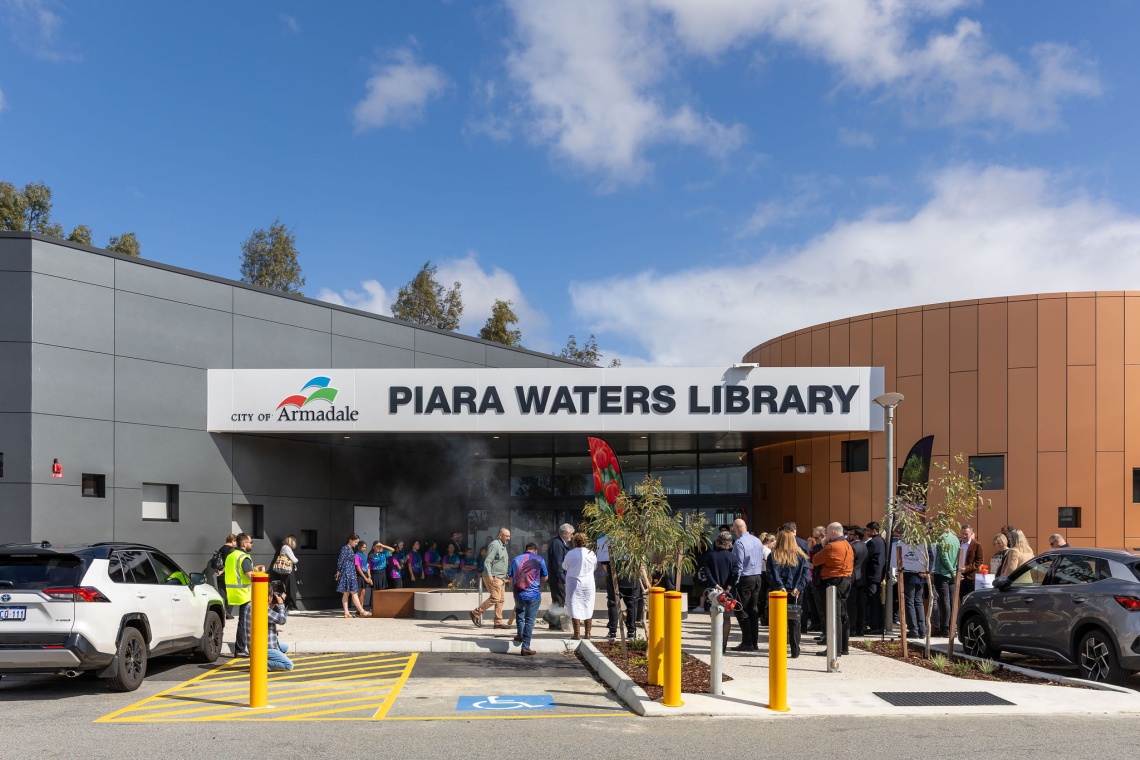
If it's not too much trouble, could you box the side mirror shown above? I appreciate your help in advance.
[993,576,1011,591]
[188,572,207,588]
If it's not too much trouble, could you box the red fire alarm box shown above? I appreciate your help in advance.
[51,459,63,479]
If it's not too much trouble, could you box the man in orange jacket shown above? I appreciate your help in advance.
[811,522,854,656]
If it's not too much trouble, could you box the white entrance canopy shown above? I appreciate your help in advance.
[207,367,884,434]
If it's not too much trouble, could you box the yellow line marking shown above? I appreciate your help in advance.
[127,689,396,721]
[177,662,409,692]
[144,675,402,703]
[188,693,397,721]
[95,658,235,723]
[195,656,410,682]
[372,652,417,720]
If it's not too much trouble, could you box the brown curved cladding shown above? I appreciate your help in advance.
[743,292,1140,553]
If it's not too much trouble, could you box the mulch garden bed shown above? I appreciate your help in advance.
[863,639,1086,688]
[589,640,731,699]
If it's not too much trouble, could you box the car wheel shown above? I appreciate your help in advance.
[193,610,224,663]
[960,615,1000,660]
[1078,629,1127,685]
[105,627,148,692]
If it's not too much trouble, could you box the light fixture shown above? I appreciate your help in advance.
[343,436,351,440]
[795,464,809,474]
[640,435,648,439]
[732,362,759,370]
[492,435,500,439]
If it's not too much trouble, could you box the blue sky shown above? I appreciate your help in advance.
[3,1,1140,365]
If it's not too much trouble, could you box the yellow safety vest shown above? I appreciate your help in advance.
[225,549,252,606]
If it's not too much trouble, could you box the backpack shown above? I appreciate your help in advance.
[209,550,225,572]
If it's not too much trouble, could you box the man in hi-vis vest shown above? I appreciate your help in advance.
[224,533,265,657]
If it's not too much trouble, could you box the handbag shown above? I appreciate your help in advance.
[786,603,802,622]
[272,553,294,574]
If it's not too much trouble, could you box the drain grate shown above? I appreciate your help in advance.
[874,691,1014,707]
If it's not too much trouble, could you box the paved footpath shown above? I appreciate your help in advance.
[227,608,1140,719]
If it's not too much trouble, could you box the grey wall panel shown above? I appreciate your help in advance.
[0,271,31,342]
[329,445,399,502]
[486,345,551,368]
[114,423,232,494]
[413,328,487,365]
[111,487,231,556]
[330,310,415,349]
[0,343,31,413]
[30,344,114,420]
[115,259,232,312]
[233,288,331,332]
[114,357,205,430]
[0,483,31,542]
[233,316,331,368]
[31,239,115,288]
[115,290,233,369]
[30,273,115,354]
[30,414,113,487]
[30,482,115,544]
[413,351,484,368]
[0,412,31,483]
[230,435,330,500]
[331,335,414,369]
[0,237,32,271]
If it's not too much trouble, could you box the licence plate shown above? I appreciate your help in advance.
[0,606,26,621]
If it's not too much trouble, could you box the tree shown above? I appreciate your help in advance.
[0,181,64,236]
[582,476,707,650]
[68,225,93,246]
[478,299,522,346]
[559,333,621,366]
[390,260,463,330]
[107,232,141,257]
[892,454,990,658]
[239,219,305,294]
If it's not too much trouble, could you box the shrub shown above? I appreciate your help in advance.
[976,660,997,675]
[930,653,949,670]
[951,660,972,677]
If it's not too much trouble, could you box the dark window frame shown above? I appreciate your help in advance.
[81,473,106,498]
[968,455,1005,490]
[841,439,870,473]
[141,483,180,522]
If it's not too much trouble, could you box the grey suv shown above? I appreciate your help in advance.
[957,547,1140,685]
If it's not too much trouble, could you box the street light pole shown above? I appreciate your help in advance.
[873,392,904,638]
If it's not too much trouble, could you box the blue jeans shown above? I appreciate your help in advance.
[515,595,540,649]
[904,576,927,637]
[267,642,294,671]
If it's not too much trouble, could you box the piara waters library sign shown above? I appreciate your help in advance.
[207,367,884,434]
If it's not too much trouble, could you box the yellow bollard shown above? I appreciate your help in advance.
[648,587,665,686]
[249,572,269,709]
[662,590,684,707]
[767,590,789,712]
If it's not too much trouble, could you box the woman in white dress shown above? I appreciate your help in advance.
[562,532,598,640]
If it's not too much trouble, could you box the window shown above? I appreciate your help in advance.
[1058,507,1082,529]
[841,440,870,473]
[148,552,187,585]
[510,457,553,497]
[81,473,106,498]
[1050,555,1106,586]
[1133,469,1140,503]
[118,550,159,584]
[0,554,83,589]
[652,452,697,495]
[108,553,127,584]
[1009,555,1054,586]
[0,452,4,477]
[469,457,509,498]
[232,503,264,539]
[299,530,318,550]
[782,455,794,474]
[699,451,748,494]
[968,455,1004,490]
[142,483,179,521]
[553,456,593,497]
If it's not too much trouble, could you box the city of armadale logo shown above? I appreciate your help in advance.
[275,376,359,422]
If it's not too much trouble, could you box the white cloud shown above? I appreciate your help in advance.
[281,14,300,34]
[317,280,393,316]
[569,163,1140,366]
[2,0,79,62]
[495,1,1098,183]
[838,127,875,148]
[353,46,450,132]
[737,178,830,237]
[0,86,6,113]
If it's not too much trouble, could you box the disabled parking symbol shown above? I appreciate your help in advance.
[457,695,555,711]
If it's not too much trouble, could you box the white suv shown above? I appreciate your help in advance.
[0,542,226,691]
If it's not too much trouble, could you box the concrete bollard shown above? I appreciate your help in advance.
[662,590,684,707]
[768,590,789,711]
[708,591,723,697]
[825,584,839,673]
[648,587,665,687]
[250,572,269,708]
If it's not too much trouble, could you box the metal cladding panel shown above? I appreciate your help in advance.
[0,270,31,343]
[114,357,206,430]
[0,236,32,271]
[112,487,232,555]
[414,328,488,365]
[486,344,551,369]
[233,287,331,333]
[230,435,331,501]
[115,290,234,369]
[330,310,415,350]
[414,352,484,369]
[1007,367,1038,534]
[331,335,415,369]
[30,238,115,288]
[29,482,114,544]
[30,344,114,420]
[0,412,31,484]
[1096,296,1125,453]
[0,343,31,413]
[207,366,885,434]
[115,258,233,312]
[30,272,115,354]
[1066,365,1097,537]
[0,483,32,542]
[30,415,113,487]
[233,316,331,369]
[114,422,232,495]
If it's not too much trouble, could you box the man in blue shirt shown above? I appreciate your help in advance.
[731,519,766,652]
[508,542,549,656]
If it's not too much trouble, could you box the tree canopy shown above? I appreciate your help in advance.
[559,333,621,366]
[107,232,141,257]
[390,260,463,330]
[1,180,140,255]
[239,219,305,294]
[478,299,522,346]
